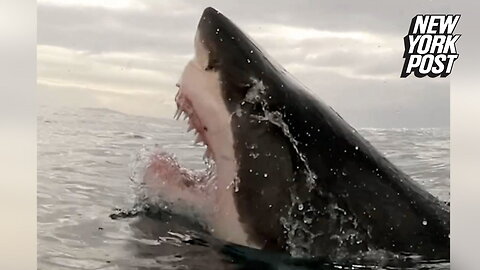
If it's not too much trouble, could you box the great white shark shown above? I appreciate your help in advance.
[143,7,450,262]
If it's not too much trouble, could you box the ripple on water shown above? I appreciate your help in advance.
[38,107,450,269]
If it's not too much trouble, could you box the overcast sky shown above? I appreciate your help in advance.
[38,0,451,128]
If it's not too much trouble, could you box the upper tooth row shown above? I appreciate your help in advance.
[174,108,190,120]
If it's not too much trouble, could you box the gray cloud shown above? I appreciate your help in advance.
[38,0,450,127]
[38,4,195,54]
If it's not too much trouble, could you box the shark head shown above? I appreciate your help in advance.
[176,7,295,186]
[173,7,305,248]
[176,6,302,178]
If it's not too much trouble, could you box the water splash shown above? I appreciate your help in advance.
[237,78,428,264]
[244,78,318,190]
[127,145,217,222]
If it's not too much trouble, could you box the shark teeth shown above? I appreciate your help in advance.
[203,148,212,160]
[174,106,189,121]
[174,107,180,119]
[194,134,203,145]
[175,90,211,156]
[174,109,185,120]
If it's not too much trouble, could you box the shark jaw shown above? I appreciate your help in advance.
[142,28,251,247]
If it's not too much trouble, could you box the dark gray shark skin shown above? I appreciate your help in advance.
[196,7,449,260]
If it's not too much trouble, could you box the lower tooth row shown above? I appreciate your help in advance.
[203,149,212,159]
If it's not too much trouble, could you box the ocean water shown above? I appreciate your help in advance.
[37,106,450,270]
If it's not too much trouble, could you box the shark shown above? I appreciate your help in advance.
[142,7,450,262]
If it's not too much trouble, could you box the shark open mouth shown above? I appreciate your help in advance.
[142,87,221,197]
[141,33,240,232]
[141,83,222,204]
[142,36,232,198]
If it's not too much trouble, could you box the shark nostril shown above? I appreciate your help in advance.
[176,83,180,88]
[204,127,208,131]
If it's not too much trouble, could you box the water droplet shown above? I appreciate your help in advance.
[234,177,240,192]
[303,216,312,224]
[263,173,268,178]
[422,220,428,226]
[298,203,304,210]
[249,152,259,159]
[355,146,359,150]
[245,143,257,150]
[246,58,251,63]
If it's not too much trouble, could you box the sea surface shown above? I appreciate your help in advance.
[37,106,450,270]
